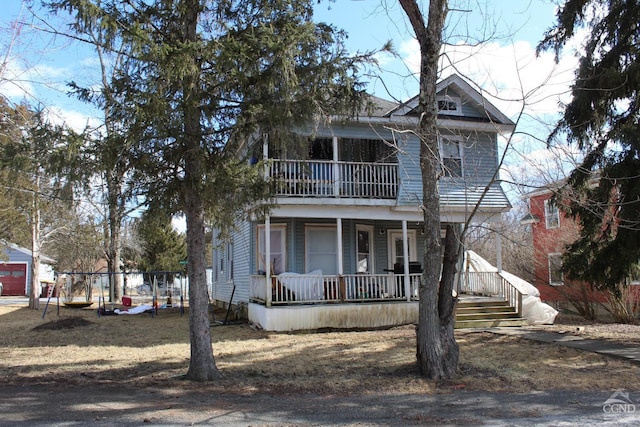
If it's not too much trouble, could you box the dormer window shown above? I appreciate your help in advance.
[436,95,462,115]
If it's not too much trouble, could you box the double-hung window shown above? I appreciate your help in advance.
[548,253,563,285]
[440,136,463,178]
[544,199,560,229]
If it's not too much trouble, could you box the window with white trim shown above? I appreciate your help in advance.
[548,253,563,286]
[436,95,462,115]
[227,241,234,281]
[440,136,463,178]
[356,225,374,274]
[544,199,560,229]
[257,225,286,275]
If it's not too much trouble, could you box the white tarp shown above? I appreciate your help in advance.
[464,251,558,325]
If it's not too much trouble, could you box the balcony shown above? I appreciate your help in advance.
[269,159,398,199]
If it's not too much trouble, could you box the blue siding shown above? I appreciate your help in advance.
[397,133,422,206]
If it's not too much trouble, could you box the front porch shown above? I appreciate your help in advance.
[248,271,525,331]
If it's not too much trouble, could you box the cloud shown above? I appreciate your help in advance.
[45,106,101,133]
[1,53,101,132]
[398,37,579,121]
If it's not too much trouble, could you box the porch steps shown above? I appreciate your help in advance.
[455,299,527,329]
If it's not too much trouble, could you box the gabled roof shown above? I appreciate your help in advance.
[0,242,56,264]
[387,73,515,127]
[359,94,399,117]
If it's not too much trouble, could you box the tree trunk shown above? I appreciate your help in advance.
[29,176,41,310]
[182,0,221,381]
[184,187,221,381]
[399,0,459,379]
[106,172,123,302]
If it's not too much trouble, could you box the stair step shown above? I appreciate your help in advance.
[457,300,510,308]
[456,305,516,314]
[454,298,525,328]
[455,318,529,329]
[456,311,520,321]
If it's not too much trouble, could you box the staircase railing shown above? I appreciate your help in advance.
[460,271,523,316]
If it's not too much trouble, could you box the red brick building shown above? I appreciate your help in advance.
[522,186,639,311]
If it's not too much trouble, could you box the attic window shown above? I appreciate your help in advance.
[436,96,462,115]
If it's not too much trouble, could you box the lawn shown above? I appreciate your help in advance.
[1,302,639,395]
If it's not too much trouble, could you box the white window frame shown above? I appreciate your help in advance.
[439,135,464,178]
[356,225,374,274]
[257,224,287,275]
[305,225,338,275]
[226,241,234,281]
[387,230,418,268]
[436,95,462,115]
[544,199,560,229]
[548,253,563,286]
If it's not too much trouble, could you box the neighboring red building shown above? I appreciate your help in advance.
[522,185,639,310]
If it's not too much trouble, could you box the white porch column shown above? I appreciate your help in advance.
[402,220,410,301]
[336,218,343,275]
[262,133,269,179]
[332,136,340,196]
[496,228,503,273]
[265,216,272,307]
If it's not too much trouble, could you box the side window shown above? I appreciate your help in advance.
[227,241,234,281]
[440,136,463,178]
[548,253,563,285]
[545,199,560,229]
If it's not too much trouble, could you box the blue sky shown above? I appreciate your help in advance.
[0,0,581,196]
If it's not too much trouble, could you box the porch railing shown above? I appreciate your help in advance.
[249,271,523,315]
[250,273,421,304]
[459,271,523,316]
[269,159,398,199]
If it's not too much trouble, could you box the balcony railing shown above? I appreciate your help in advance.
[269,159,398,199]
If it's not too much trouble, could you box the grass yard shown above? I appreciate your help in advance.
[1,302,639,395]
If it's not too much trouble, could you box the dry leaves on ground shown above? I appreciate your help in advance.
[0,304,639,396]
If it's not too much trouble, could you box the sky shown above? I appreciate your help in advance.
[0,0,582,203]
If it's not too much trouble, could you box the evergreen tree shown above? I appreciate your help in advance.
[136,208,187,276]
[538,1,640,299]
[0,97,80,308]
[47,0,374,381]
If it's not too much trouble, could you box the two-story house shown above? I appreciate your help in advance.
[212,74,516,331]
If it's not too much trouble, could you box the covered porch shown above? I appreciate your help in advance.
[248,269,525,331]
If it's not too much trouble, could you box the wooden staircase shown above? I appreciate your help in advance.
[455,297,528,328]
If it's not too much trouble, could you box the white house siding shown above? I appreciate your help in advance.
[249,301,418,332]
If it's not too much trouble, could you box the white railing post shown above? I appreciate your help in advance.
[265,216,272,307]
[402,220,410,301]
